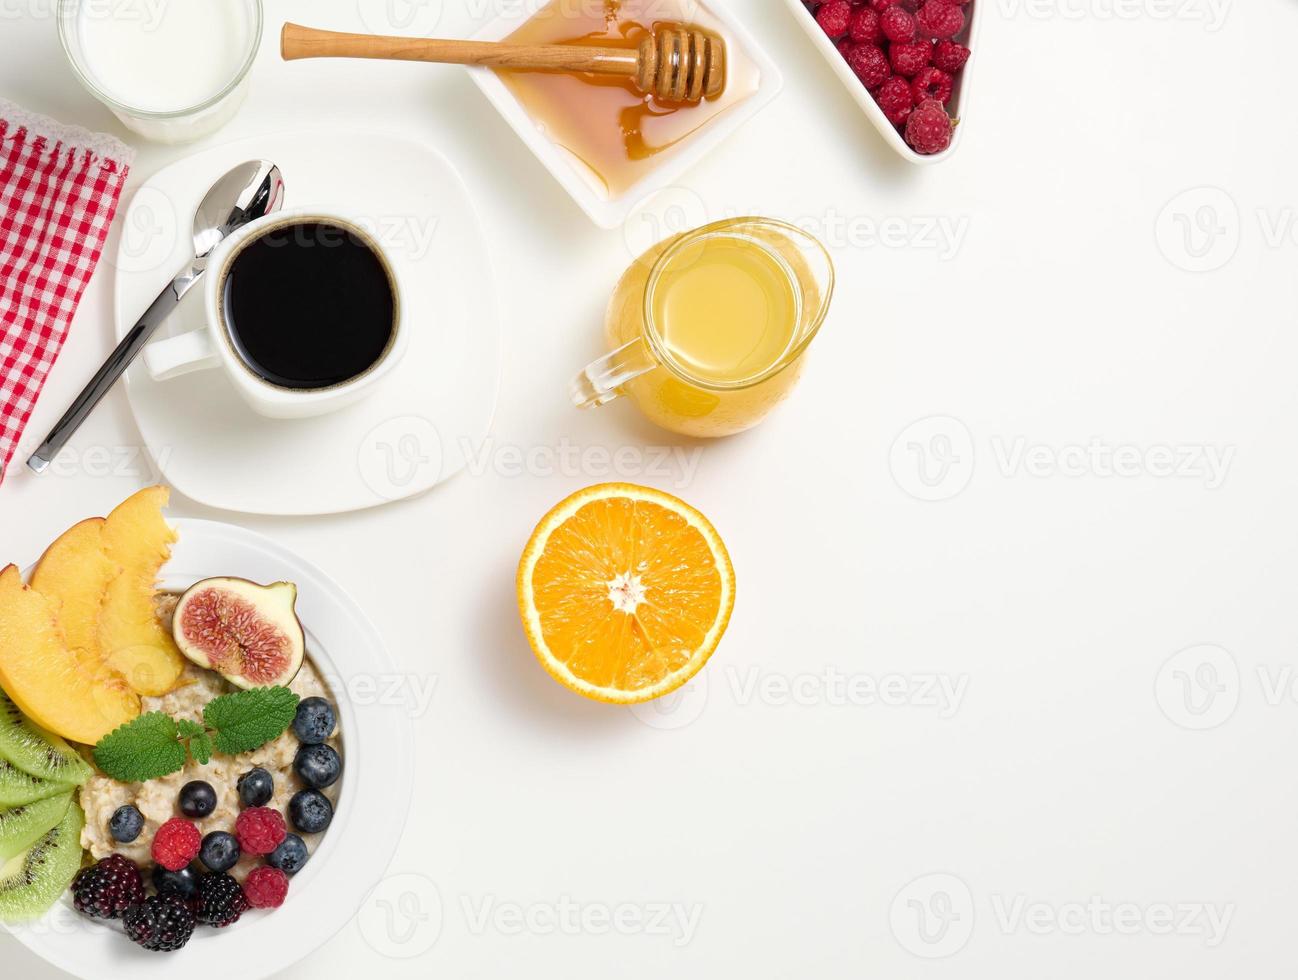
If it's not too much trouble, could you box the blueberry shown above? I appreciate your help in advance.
[199,831,241,873]
[108,804,144,843]
[293,697,337,745]
[152,864,200,901]
[266,834,310,876]
[288,789,333,834]
[293,743,342,789]
[179,780,217,818]
[237,767,274,807]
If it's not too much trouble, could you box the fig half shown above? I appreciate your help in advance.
[172,578,305,689]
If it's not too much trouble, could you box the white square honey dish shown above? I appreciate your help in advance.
[464,0,783,228]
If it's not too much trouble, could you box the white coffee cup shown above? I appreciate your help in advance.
[143,207,407,419]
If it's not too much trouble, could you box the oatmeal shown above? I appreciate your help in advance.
[79,598,341,882]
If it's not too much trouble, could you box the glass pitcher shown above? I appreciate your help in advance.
[571,217,834,438]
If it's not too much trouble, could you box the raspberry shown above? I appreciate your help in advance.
[815,0,852,38]
[910,66,953,104]
[243,866,290,909]
[836,37,853,57]
[874,75,915,127]
[844,43,890,89]
[152,818,201,872]
[847,6,882,43]
[236,806,287,856]
[916,0,964,38]
[880,5,916,41]
[196,872,248,928]
[904,98,954,154]
[889,39,931,77]
[71,855,146,919]
[932,39,969,73]
[869,0,903,10]
[124,895,195,952]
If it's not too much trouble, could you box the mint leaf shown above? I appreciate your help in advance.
[205,687,300,756]
[188,730,214,765]
[93,713,187,783]
[176,719,205,739]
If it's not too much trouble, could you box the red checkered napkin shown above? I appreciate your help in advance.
[0,98,133,482]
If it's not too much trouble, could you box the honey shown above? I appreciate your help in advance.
[495,0,761,198]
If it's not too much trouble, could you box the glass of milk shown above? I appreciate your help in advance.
[58,0,262,143]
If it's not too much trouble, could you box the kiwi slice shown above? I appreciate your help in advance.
[0,758,70,809]
[0,792,72,865]
[0,692,91,786]
[0,801,83,922]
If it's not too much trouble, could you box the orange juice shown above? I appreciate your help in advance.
[650,235,799,385]
[577,218,833,437]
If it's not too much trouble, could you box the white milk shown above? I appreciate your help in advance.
[76,0,254,114]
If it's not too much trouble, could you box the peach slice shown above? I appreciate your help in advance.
[97,487,186,697]
[29,518,120,675]
[0,566,140,745]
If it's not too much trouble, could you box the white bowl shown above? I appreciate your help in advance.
[3,519,414,980]
[781,0,980,164]
[465,3,783,228]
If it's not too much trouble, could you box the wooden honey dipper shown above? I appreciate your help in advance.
[281,22,727,104]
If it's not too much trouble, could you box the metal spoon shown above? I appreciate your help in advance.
[26,160,285,475]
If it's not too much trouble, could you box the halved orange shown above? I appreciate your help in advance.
[517,483,735,704]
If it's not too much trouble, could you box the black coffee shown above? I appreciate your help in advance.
[221,221,396,390]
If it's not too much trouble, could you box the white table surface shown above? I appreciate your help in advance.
[3,0,1297,976]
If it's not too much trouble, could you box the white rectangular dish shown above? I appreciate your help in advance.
[465,2,783,228]
[781,0,980,165]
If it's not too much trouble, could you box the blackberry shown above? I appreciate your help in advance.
[124,895,196,952]
[71,855,146,920]
[195,872,248,928]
